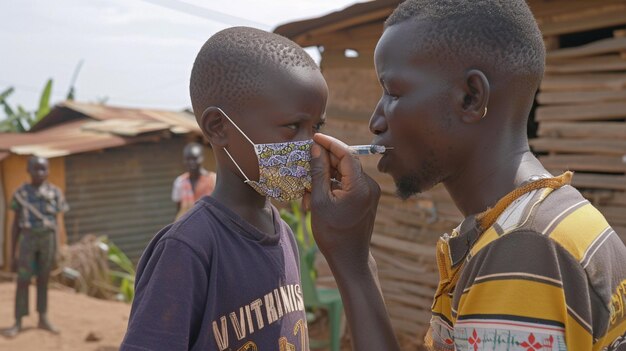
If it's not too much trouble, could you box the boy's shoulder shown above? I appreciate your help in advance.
[158,197,223,246]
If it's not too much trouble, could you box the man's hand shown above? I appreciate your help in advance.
[308,133,381,272]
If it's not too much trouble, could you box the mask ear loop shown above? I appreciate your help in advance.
[214,107,256,184]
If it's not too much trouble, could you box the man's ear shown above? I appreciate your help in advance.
[461,69,490,124]
[201,106,228,148]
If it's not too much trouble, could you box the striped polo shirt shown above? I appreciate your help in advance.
[426,174,626,351]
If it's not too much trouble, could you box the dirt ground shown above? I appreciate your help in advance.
[0,282,130,351]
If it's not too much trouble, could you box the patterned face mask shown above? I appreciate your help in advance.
[218,108,313,202]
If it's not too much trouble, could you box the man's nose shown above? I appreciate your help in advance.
[369,101,388,135]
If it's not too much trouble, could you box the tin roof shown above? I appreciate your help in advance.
[0,101,201,158]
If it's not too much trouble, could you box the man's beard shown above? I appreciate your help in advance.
[395,160,441,200]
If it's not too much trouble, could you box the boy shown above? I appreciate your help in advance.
[308,0,626,350]
[121,26,327,351]
[172,142,216,219]
[4,156,68,337]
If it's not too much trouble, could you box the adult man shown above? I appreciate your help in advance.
[171,142,216,219]
[308,1,626,350]
[5,156,68,337]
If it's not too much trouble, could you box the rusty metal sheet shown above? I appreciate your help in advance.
[1,101,201,158]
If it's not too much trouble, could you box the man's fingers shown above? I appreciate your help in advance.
[314,133,362,182]
[310,143,332,200]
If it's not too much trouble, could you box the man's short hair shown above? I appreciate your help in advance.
[385,0,545,83]
[189,26,319,120]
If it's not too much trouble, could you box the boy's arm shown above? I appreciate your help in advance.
[309,133,400,351]
[121,238,208,351]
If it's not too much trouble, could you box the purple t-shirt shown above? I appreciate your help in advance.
[120,196,309,351]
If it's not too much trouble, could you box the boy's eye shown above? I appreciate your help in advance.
[313,121,325,132]
[285,123,298,131]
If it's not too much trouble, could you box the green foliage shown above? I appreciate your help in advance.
[101,237,136,303]
[35,79,53,120]
[280,202,317,280]
[280,202,314,250]
[0,79,54,132]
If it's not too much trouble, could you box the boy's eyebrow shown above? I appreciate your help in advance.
[290,113,325,123]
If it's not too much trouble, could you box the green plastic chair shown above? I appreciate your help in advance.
[299,245,344,351]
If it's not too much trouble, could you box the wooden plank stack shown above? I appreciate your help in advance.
[530,29,626,242]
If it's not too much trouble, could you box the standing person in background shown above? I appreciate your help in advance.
[3,156,68,337]
[172,142,216,219]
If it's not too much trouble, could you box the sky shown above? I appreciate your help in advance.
[0,0,359,114]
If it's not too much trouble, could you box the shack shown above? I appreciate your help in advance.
[275,0,626,346]
[0,101,213,267]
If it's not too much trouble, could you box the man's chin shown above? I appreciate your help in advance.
[394,175,436,200]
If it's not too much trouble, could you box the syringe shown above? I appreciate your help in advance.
[347,145,393,155]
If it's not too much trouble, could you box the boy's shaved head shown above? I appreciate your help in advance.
[190,26,319,120]
[386,0,545,88]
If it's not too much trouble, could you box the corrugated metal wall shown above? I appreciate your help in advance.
[64,138,187,261]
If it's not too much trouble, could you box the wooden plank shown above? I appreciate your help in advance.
[294,7,394,46]
[383,291,434,311]
[371,233,436,258]
[306,22,383,48]
[581,190,626,206]
[529,0,625,18]
[545,55,626,74]
[321,50,375,69]
[539,155,626,173]
[377,267,439,288]
[540,73,626,92]
[536,3,626,36]
[535,102,626,121]
[597,205,626,226]
[547,37,626,60]
[537,122,626,139]
[537,90,626,105]
[373,248,432,274]
[529,138,626,155]
[570,173,626,191]
[380,279,437,299]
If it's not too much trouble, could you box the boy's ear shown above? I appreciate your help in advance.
[461,69,490,124]
[200,106,228,148]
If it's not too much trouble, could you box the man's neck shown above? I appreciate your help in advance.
[444,146,548,218]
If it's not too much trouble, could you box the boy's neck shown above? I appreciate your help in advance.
[211,171,275,235]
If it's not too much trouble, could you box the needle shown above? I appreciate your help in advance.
[347,145,394,155]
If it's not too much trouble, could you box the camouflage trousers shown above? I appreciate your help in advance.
[15,228,56,320]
